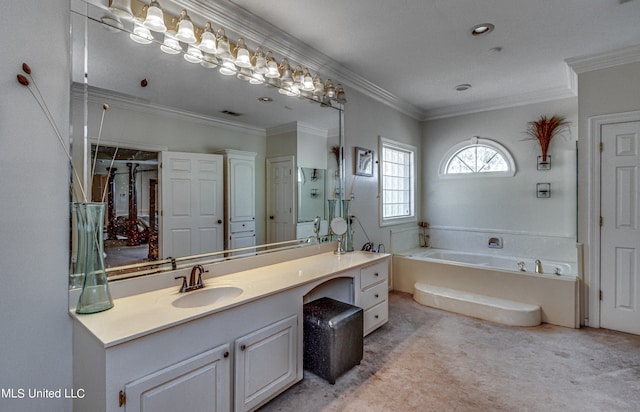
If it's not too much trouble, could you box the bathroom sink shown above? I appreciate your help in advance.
[172,286,243,309]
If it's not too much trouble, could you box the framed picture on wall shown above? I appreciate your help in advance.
[355,147,374,177]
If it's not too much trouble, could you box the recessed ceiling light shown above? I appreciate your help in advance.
[258,97,273,103]
[471,23,494,36]
[455,84,472,91]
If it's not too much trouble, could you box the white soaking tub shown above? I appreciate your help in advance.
[392,248,579,328]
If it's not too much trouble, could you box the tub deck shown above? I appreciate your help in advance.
[393,252,580,328]
[414,283,542,327]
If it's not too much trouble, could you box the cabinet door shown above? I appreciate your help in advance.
[230,232,256,250]
[234,315,298,412]
[124,344,230,412]
[228,157,255,222]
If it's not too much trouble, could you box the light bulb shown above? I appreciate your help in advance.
[143,1,166,32]
[109,0,133,20]
[234,38,252,68]
[184,44,203,63]
[219,59,237,75]
[130,20,153,44]
[175,10,196,44]
[199,22,217,54]
[253,47,267,74]
[265,52,280,78]
[160,30,181,54]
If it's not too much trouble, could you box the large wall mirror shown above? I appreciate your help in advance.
[69,0,344,285]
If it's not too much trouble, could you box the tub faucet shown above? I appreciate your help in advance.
[517,261,526,271]
[535,259,543,274]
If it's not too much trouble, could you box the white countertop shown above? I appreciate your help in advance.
[71,251,389,348]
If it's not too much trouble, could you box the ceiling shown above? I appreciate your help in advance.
[227,0,640,119]
[80,1,342,132]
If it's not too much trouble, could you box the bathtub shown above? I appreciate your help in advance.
[392,248,579,328]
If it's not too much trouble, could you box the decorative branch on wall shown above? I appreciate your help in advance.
[525,115,570,165]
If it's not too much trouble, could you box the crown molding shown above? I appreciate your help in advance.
[565,44,640,74]
[72,83,266,136]
[172,0,425,121]
[423,84,577,121]
[266,121,329,138]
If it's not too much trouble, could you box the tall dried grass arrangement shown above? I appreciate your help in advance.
[17,62,115,203]
[525,115,570,162]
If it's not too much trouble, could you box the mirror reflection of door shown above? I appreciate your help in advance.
[266,156,295,243]
[159,151,224,260]
[91,145,159,268]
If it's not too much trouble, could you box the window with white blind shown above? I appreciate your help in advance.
[379,137,416,226]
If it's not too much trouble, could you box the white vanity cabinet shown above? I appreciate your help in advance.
[234,315,298,411]
[355,259,389,335]
[216,149,257,251]
[123,344,231,412]
[73,289,302,412]
[72,252,390,412]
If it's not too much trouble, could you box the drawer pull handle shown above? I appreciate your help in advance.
[374,272,379,277]
[223,351,229,358]
[240,344,246,351]
[374,315,379,319]
[375,293,379,298]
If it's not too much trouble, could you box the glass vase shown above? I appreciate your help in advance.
[75,202,114,314]
[342,199,354,252]
[327,199,337,240]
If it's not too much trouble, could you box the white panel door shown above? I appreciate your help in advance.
[229,157,255,222]
[160,152,224,259]
[266,157,295,243]
[600,121,640,335]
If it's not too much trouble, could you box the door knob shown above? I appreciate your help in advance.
[269,216,274,219]
[217,219,222,224]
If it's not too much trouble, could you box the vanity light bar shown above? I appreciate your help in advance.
[105,0,347,105]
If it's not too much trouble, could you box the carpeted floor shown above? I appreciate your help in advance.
[259,291,640,412]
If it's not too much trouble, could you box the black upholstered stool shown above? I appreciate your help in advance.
[303,297,363,384]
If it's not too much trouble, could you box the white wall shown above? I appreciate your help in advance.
[422,98,578,261]
[0,1,73,411]
[343,89,422,252]
[577,61,640,324]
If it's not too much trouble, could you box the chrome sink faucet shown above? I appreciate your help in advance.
[174,265,208,293]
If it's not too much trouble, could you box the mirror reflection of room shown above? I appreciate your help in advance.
[69,1,344,280]
[90,145,159,268]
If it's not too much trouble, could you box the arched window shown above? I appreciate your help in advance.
[439,137,516,178]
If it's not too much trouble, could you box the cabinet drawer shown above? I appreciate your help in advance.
[230,221,255,233]
[360,260,388,289]
[359,281,388,310]
[364,301,388,336]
